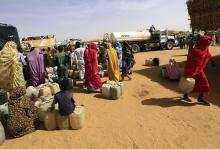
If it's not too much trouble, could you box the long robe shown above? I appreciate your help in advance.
[84,43,102,89]
[107,44,121,81]
[71,47,85,80]
[184,36,212,93]
[27,48,45,87]
[113,42,123,68]
[0,41,25,91]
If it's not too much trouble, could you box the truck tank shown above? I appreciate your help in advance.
[110,31,151,42]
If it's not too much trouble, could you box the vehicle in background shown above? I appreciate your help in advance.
[104,26,176,53]
[0,23,21,50]
[21,35,56,49]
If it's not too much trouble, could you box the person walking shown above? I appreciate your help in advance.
[183,36,213,106]
[107,43,121,81]
[84,43,102,91]
[71,42,85,80]
[54,45,68,80]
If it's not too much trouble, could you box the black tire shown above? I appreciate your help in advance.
[131,44,140,53]
[166,41,174,50]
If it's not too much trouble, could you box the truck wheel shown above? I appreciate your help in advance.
[131,44,140,53]
[166,41,174,50]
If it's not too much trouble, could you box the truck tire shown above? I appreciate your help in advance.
[166,41,174,50]
[131,44,140,53]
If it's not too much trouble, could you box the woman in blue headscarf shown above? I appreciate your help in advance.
[113,42,123,68]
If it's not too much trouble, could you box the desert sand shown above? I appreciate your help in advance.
[1,47,220,149]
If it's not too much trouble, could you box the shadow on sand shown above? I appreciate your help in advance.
[93,94,118,101]
[141,97,198,107]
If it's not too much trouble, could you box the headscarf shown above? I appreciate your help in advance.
[84,43,97,69]
[107,43,120,81]
[0,41,25,91]
[84,43,102,88]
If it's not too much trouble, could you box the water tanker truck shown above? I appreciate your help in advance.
[104,26,175,53]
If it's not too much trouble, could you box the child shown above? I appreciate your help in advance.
[51,78,75,116]
[121,58,132,81]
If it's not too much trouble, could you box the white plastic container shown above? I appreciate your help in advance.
[99,71,104,78]
[69,105,85,130]
[26,86,35,98]
[0,121,5,144]
[110,85,121,99]
[56,113,69,130]
[71,65,77,70]
[34,99,42,108]
[106,80,117,86]
[40,96,52,102]
[145,58,153,66]
[0,103,8,115]
[102,84,111,98]
[49,83,60,95]
[67,78,74,90]
[68,70,74,78]
[73,71,80,80]
[39,86,52,97]
[38,100,54,121]
[178,77,195,94]
[44,110,57,130]
[116,82,124,96]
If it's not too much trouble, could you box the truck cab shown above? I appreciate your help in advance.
[149,29,175,50]
[0,23,21,50]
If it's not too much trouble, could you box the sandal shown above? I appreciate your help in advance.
[198,99,210,106]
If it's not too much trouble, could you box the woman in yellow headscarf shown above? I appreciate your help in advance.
[107,43,120,81]
[0,41,25,91]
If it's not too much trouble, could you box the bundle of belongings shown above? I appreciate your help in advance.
[161,58,181,80]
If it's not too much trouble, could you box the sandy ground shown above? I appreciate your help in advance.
[1,47,220,149]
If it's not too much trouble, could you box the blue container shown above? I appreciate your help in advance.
[153,58,160,66]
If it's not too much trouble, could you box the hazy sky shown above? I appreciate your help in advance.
[0,0,190,41]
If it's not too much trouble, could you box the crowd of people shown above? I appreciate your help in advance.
[18,41,135,90]
[0,33,215,139]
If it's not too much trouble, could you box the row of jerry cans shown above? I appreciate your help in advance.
[68,70,106,79]
[44,105,85,130]
[68,70,80,80]
[26,83,60,99]
[101,81,124,99]
[145,58,160,66]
